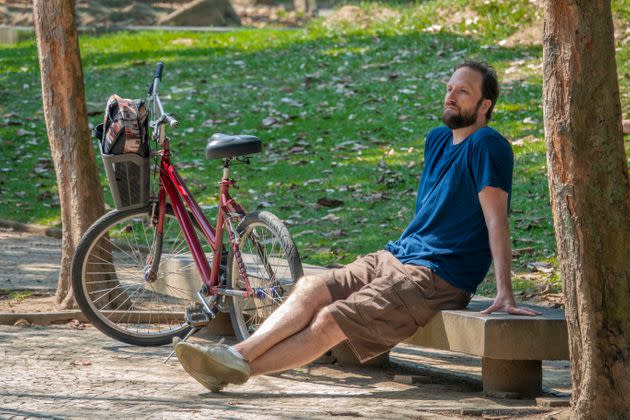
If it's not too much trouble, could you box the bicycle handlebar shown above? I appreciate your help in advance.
[148,62,180,130]
[154,62,164,81]
[164,114,179,128]
[147,61,164,95]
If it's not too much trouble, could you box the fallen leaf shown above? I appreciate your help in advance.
[320,213,341,222]
[527,261,554,273]
[317,198,344,208]
[280,97,303,107]
[293,229,317,238]
[304,178,322,186]
[262,117,279,127]
[13,319,31,328]
[323,229,347,238]
[288,146,305,154]
[68,319,86,330]
[202,119,226,126]
[512,247,535,257]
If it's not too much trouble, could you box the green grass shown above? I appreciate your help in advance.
[0,0,628,297]
[0,289,36,303]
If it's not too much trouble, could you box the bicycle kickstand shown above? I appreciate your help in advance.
[163,326,200,363]
[163,303,215,363]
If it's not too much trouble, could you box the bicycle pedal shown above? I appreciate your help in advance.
[185,305,211,328]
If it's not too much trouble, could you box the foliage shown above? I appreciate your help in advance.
[0,0,628,297]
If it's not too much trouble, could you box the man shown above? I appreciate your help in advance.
[174,60,541,392]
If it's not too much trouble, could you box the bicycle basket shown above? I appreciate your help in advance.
[93,95,150,211]
[100,152,150,210]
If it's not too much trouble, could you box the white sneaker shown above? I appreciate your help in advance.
[175,342,250,392]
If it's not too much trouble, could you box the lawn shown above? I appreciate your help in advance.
[1,0,628,297]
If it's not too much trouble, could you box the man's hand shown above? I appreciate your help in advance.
[481,293,542,316]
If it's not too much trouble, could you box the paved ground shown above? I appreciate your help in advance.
[0,228,571,418]
[0,229,60,292]
[0,324,570,419]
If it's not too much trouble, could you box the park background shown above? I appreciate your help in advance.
[1,0,629,302]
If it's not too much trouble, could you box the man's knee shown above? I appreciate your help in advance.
[309,307,345,343]
[292,275,333,309]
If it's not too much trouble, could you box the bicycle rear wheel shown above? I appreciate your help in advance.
[72,205,208,346]
[227,211,303,341]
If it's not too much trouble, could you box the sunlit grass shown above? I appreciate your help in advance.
[0,0,628,298]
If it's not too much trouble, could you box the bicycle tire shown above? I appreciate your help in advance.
[227,211,303,341]
[72,205,210,346]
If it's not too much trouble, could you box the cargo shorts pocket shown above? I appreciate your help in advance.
[392,277,437,327]
[353,277,405,325]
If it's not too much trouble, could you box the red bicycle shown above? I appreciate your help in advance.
[71,63,303,346]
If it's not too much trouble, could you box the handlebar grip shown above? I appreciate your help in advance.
[165,114,179,128]
[154,62,164,81]
[147,62,165,95]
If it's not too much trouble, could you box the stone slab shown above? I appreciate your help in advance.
[404,297,569,361]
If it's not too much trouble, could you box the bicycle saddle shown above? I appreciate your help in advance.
[206,133,262,160]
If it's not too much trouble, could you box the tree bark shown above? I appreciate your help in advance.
[33,0,105,309]
[542,1,630,418]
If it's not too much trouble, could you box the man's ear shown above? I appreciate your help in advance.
[480,98,492,116]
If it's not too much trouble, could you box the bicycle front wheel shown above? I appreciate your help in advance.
[72,205,207,346]
[227,211,303,341]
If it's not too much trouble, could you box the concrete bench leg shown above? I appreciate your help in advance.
[482,358,542,398]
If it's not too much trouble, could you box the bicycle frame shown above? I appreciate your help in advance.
[153,137,259,299]
[148,110,258,302]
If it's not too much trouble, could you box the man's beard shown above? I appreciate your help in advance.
[442,100,482,129]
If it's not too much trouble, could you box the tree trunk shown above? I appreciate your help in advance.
[33,0,105,309]
[293,0,317,17]
[542,1,630,418]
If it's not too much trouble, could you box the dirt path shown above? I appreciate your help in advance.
[0,324,570,418]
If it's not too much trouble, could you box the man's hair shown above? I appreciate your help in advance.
[454,60,499,120]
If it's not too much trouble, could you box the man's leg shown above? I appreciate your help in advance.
[249,307,346,376]
[175,252,385,391]
[234,275,334,362]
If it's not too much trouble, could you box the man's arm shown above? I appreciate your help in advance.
[478,186,541,316]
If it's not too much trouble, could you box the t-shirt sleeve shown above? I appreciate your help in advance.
[470,133,513,194]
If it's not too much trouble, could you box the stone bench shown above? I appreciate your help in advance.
[333,296,569,398]
[405,298,568,397]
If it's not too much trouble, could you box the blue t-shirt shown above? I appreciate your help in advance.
[385,126,513,294]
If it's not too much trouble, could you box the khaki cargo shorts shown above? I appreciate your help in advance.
[323,250,471,362]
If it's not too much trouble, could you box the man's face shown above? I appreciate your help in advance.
[442,67,487,129]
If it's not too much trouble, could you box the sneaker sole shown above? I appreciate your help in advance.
[175,343,249,387]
